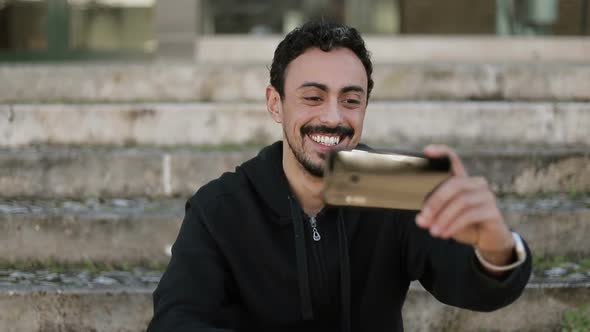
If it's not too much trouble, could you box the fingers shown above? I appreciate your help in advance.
[433,190,492,239]
[417,145,508,249]
[416,176,501,247]
[423,144,467,177]
[443,206,500,240]
[417,176,489,229]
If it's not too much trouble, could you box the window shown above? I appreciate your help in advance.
[0,0,155,61]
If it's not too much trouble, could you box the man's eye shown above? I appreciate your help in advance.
[344,99,361,105]
[303,96,322,102]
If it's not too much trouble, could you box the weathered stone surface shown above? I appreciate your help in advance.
[0,289,152,332]
[0,194,587,263]
[371,64,501,100]
[0,198,183,264]
[461,152,590,194]
[1,63,590,103]
[195,35,590,64]
[2,102,590,147]
[168,150,254,195]
[502,64,590,101]
[499,195,590,257]
[1,147,588,198]
[0,280,588,332]
[0,148,165,198]
[512,157,590,195]
[403,282,590,332]
[0,103,279,147]
[363,102,590,147]
[0,64,269,103]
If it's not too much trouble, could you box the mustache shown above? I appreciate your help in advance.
[301,125,354,137]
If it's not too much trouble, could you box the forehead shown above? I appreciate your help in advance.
[283,47,368,92]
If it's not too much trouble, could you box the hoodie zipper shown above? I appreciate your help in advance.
[309,216,321,241]
[308,214,329,312]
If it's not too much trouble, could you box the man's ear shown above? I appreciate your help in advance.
[266,85,282,124]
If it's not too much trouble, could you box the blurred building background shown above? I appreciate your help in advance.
[1,1,590,331]
[0,0,589,59]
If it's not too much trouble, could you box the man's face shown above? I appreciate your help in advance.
[268,47,368,177]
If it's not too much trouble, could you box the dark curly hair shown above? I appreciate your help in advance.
[270,21,374,100]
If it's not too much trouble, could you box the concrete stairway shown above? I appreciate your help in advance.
[2,272,589,332]
[1,54,589,331]
[0,194,588,265]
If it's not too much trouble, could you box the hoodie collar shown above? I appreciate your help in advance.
[240,141,293,224]
[240,140,370,225]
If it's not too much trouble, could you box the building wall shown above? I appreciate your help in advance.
[401,0,590,35]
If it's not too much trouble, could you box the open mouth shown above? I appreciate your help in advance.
[308,134,343,147]
[302,125,354,149]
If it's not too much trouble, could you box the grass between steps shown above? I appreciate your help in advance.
[533,255,590,272]
[561,304,590,332]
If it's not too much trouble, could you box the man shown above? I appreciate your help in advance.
[148,21,531,332]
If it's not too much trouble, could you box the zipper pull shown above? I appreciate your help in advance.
[309,216,321,241]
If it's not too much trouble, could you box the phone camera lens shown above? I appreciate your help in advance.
[350,174,360,183]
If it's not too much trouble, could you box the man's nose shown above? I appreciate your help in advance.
[319,97,342,126]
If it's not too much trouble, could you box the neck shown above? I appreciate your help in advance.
[282,142,324,216]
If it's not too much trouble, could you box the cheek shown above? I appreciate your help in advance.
[344,110,365,129]
[285,107,314,132]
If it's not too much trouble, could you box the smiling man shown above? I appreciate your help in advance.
[148,21,531,332]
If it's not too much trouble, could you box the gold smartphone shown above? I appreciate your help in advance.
[322,148,451,210]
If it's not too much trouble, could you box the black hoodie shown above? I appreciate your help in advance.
[148,141,531,332]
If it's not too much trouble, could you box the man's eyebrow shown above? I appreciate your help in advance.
[341,85,365,95]
[298,82,328,91]
[298,82,365,95]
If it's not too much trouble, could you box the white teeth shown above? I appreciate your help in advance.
[310,135,340,146]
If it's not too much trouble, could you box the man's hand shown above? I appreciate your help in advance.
[415,144,515,270]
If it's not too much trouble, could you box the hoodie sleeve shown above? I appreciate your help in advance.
[399,209,532,312]
[147,199,238,332]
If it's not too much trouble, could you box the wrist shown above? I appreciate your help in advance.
[475,232,527,273]
[477,238,515,266]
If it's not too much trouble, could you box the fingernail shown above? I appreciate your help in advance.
[416,214,425,226]
[430,225,440,235]
[425,145,439,153]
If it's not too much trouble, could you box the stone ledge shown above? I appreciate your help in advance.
[195,35,590,64]
[2,101,590,147]
[0,277,588,332]
[1,146,588,198]
[403,281,590,332]
[1,63,589,103]
[0,194,588,263]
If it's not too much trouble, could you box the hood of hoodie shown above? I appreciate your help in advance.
[239,141,292,223]
[239,141,350,330]
[239,140,372,219]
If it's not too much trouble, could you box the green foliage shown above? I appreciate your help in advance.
[579,257,590,271]
[532,255,590,271]
[533,255,568,271]
[561,304,590,332]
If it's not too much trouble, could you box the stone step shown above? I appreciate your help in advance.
[0,195,588,264]
[1,63,590,103]
[2,101,589,148]
[0,198,183,265]
[0,267,588,332]
[196,35,590,64]
[0,269,157,332]
[1,146,588,198]
[404,280,590,332]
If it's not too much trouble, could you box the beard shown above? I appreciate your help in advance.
[284,124,355,178]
